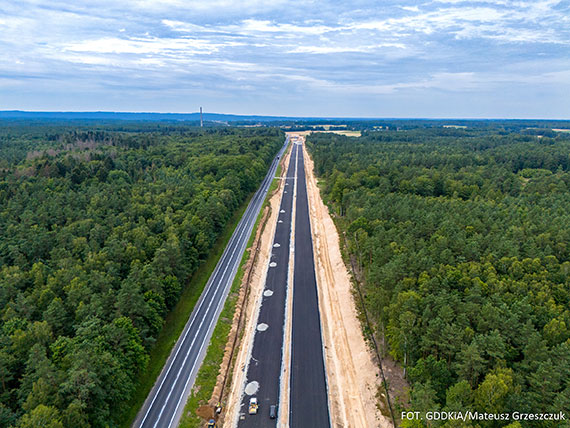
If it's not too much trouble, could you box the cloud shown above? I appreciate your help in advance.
[161,20,213,33]
[234,19,335,36]
[63,36,226,55]
[288,43,407,54]
[0,0,568,117]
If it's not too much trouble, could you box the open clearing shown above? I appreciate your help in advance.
[287,130,362,137]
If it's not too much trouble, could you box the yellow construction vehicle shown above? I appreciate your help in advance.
[248,397,258,415]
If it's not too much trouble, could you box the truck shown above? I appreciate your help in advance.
[248,397,258,415]
[206,420,216,428]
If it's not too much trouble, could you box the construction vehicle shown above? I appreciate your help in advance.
[248,397,258,415]
[206,420,216,428]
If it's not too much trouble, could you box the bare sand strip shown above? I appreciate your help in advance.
[303,142,392,428]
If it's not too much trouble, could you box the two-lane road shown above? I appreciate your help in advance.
[133,137,289,428]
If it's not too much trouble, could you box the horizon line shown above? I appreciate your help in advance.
[0,110,569,121]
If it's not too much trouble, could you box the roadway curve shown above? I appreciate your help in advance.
[133,136,289,428]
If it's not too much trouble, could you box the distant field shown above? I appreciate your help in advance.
[289,130,362,137]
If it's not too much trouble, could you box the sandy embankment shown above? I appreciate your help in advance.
[303,142,392,428]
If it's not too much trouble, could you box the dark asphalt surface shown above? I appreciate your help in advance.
[290,144,331,428]
[237,142,298,427]
[133,137,289,428]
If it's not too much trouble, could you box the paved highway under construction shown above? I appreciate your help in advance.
[237,139,330,427]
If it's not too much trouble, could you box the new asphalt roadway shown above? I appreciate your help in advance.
[237,140,330,427]
[237,141,298,427]
[133,137,289,428]
[289,143,331,428]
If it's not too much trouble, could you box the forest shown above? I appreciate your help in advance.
[0,122,283,427]
[307,126,570,427]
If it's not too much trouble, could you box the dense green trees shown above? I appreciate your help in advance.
[307,126,570,427]
[0,123,282,427]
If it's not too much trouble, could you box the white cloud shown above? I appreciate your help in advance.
[62,36,241,56]
[161,20,213,33]
[289,43,407,54]
[310,72,482,95]
[135,0,288,10]
[234,19,336,36]
[0,0,568,116]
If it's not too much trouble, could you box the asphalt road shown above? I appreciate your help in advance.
[133,137,289,428]
[237,142,298,427]
[237,140,330,428]
[289,143,331,428]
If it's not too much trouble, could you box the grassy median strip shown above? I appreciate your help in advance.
[178,152,285,428]
[119,195,252,428]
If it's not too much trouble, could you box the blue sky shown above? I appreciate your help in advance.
[1,0,569,118]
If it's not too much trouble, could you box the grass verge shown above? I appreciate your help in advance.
[178,148,286,428]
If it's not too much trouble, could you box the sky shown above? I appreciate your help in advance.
[0,0,569,118]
